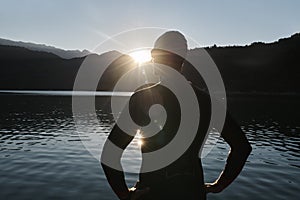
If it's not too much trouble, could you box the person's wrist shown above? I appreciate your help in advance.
[205,181,224,193]
[121,188,135,200]
[121,192,131,200]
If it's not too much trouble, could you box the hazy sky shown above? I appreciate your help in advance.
[1,0,299,52]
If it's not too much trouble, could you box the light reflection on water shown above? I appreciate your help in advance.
[0,94,299,200]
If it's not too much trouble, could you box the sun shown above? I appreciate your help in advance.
[129,50,152,65]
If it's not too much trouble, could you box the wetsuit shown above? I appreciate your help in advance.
[101,82,208,199]
[102,82,251,200]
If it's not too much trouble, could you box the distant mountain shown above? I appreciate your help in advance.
[182,33,300,94]
[0,33,299,94]
[0,38,90,59]
[0,44,134,91]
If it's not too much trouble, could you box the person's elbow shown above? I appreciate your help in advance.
[245,142,252,156]
[238,131,252,157]
[231,139,252,158]
[242,141,252,158]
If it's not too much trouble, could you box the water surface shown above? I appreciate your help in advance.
[0,93,299,200]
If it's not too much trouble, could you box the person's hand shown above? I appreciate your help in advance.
[205,182,223,194]
[129,187,150,200]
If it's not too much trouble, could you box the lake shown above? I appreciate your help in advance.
[0,92,299,200]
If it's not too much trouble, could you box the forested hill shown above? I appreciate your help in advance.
[0,33,299,94]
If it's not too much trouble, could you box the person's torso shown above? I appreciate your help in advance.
[129,83,211,199]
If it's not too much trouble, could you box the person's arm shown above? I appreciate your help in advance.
[205,112,252,193]
[101,124,134,199]
[101,92,150,200]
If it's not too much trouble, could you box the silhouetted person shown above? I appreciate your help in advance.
[101,31,252,200]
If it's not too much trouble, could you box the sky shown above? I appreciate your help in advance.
[0,0,299,53]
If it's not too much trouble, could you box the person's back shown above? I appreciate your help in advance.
[127,82,211,199]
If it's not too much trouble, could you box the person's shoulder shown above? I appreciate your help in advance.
[128,83,162,124]
[190,82,210,99]
[132,82,161,97]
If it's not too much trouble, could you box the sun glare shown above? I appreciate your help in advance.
[136,129,144,147]
[137,140,143,146]
[129,50,152,65]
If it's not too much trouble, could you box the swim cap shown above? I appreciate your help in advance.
[152,31,188,59]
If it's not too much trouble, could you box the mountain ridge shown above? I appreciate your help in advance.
[0,33,299,94]
[0,38,90,59]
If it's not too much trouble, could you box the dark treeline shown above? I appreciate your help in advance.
[0,33,299,94]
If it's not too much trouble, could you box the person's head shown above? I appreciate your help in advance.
[151,31,188,72]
